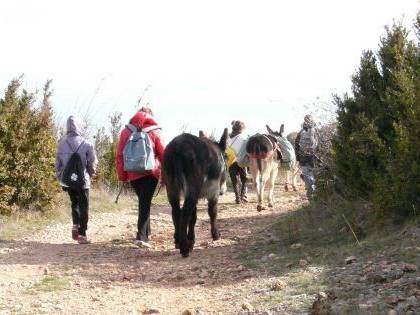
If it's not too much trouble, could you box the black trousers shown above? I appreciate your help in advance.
[65,188,89,236]
[229,162,247,200]
[130,176,158,242]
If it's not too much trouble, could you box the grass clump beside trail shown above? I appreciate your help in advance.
[25,275,69,294]
[0,188,133,240]
[239,197,419,272]
[237,197,419,311]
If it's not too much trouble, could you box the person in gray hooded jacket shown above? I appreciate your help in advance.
[56,116,98,244]
[295,114,318,200]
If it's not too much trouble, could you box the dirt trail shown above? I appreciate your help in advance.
[0,188,309,315]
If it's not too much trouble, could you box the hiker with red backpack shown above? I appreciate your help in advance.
[56,116,98,244]
[116,108,165,248]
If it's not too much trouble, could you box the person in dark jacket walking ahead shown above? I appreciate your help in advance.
[56,116,98,244]
[116,109,165,248]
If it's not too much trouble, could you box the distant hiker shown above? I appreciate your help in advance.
[226,120,248,204]
[56,116,98,244]
[116,110,165,248]
[295,114,318,200]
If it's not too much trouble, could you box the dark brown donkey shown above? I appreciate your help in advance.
[162,129,228,257]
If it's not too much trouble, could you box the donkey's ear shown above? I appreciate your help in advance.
[199,130,205,138]
[219,128,228,151]
[266,125,275,135]
[280,124,285,136]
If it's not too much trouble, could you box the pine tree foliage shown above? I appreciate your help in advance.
[334,19,420,217]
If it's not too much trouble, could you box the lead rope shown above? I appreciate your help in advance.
[153,183,162,198]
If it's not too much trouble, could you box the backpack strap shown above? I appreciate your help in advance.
[75,141,85,153]
[66,139,85,153]
[142,125,161,133]
[126,124,138,133]
[228,134,240,148]
[126,124,161,133]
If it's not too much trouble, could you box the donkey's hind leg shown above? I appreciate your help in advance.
[180,196,197,257]
[292,162,299,191]
[187,205,197,252]
[208,198,221,240]
[168,189,181,249]
[268,167,278,208]
[285,169,290,192]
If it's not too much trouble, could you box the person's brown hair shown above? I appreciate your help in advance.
[139,106,153,116]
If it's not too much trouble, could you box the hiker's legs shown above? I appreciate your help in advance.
[301,165,315,200]
[229,163,240,203]
[238,166,248,201]
[131,176,158,242]
[77,189,89,237]
[66,189,80,226]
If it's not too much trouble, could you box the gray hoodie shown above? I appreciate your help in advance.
[55,116,98,189]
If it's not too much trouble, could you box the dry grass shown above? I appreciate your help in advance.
[238,196,419,311]
[0,188,132,240]
[25,275,70,294]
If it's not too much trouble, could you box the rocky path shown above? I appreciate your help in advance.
[0,189,310,315]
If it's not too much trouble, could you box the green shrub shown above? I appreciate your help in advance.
[0,78,58,214]
[94,112,122,189]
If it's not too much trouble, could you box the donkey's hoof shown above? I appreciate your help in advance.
[284,185,289,192]
[212,231,221,241]
[257,205,263,212]
[268,203,274,208]
[292,186,297,192]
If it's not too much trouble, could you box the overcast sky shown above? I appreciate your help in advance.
[0,0,418,140]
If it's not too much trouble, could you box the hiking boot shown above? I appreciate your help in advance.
[77,235,91,244]
[72,225,79,241]
[233,189,241,204]
[134,240,152,249]
[240,186,248,203]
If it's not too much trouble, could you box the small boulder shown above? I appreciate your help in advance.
[242,302,254,312]
[384,295,399,305]
[402,263,417,273]
[143,309,160,315]
[290,243,302,249]
[268,253,277,260]
[299,259,309,267]
[366,272,387,283]
[271,280,287,291]
[345,256,357,264]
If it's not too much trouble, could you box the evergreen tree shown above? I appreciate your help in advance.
[334,19,419,217]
